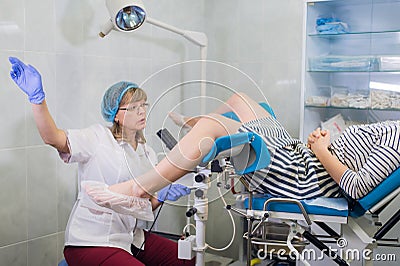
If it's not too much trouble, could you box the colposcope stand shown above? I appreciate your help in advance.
[157,129,210,266]
[179,172,210,266]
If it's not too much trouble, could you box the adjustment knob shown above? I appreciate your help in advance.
[195,173,206,183]
[195,189,204,198]
[186,207,197,217]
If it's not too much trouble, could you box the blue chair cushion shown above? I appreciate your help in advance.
[201,132,270,175]
[202,132,255,164]
[350,167,400,217]
[243,167,400,218]
[244,194,349,217]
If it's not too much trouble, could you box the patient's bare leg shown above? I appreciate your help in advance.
[110,114,242,197]
[169,92,272,129]
[213,92,272,123]
[108,93,272,197]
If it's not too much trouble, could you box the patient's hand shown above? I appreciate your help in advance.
[307,128,330,153]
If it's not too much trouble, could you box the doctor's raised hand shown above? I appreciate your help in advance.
[9,57,45,104]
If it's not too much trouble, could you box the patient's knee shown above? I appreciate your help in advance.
[230,92,248,101]
[193,113,230,136]
[227,92,251,107]
[195,113,222,127]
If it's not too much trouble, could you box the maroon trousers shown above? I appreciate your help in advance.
[64,231,195,266]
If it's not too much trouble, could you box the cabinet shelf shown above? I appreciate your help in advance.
[305,105,400,112]
[308,70,400,73]
[308,29,400,38]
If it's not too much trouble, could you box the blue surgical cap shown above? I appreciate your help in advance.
[101,81,139,122]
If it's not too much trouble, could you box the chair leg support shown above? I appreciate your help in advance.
[315,221,341,239]
[374,209,400,241]
[302,231,349,266]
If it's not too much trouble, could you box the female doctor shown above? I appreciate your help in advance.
[8,57,194,266]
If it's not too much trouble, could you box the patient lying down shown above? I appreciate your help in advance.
[86,92,400,214]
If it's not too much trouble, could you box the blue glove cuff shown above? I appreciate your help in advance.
[29,90,45,104]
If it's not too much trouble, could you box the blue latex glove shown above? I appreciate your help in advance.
[157,184,191,203]
[9,57,45,104]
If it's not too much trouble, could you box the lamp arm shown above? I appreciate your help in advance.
[145,16,208,115]
[99,19,114,38]
[146,17,208,47]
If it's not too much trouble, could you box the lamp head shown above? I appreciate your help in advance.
[100,0,146,37]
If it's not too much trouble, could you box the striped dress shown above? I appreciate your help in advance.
[238,117,400,200]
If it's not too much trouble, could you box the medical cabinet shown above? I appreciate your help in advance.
[301,0,400,141]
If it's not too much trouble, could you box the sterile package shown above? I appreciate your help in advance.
[371,89,400,109]
[370,89,392,109]
[305,96,330,106]
[391,93,400,109]
[377,56,400,71]
[315,17,350,34]
[321,114,347,142]
[305,86,331,106]
[330,86,349,107]
[309,56,377,72]
[347,89,370,109]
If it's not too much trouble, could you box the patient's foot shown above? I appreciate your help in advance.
[82,181,154,221]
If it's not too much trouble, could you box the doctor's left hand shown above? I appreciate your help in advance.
[157,184,191,203]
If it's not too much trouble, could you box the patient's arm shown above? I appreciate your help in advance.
[309,127,400,199]
[307,128,347,184]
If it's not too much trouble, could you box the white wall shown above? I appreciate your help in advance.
[0,0,304,265]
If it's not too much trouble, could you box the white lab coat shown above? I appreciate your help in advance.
[60,124,157,254]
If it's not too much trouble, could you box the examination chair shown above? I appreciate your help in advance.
[200,104,400,266]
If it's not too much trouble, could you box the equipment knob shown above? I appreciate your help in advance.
[186,207,197,217]
[195,173,206,183]
[195,189,204,198]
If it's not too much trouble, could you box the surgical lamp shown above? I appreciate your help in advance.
[100,0,208,114]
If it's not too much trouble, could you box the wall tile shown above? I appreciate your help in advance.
[55,0,85,55]
[25,0,55,52]
[0,0,25,51]
[0,149,27,246]
[28,235,58,266]
[0,242,27,266]
[27,146,57,239]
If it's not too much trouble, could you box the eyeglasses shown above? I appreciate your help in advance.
[119,102,149,114]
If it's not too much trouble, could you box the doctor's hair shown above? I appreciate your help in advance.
[111,87,147,144]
